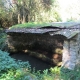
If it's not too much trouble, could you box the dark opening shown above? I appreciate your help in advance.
[9,33,66,71]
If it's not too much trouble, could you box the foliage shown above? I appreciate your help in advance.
[50,66,61,74]
[60,67,80,80]
[0,69,37,80]
[0,43,80,80]
[17,60,31,70]
[0,29,7,51]
[10,0,62,24]
[1,50,80,80]
[1,0,80,28]
[0,50,60,80]
[0,50,18,71]
[0,0,17,28]
[0,50,36,80]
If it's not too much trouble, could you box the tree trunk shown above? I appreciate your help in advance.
[18,13,21,24]
[22,7,26,23]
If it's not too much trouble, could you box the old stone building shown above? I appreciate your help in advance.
[49,24,80,69]
[6,22,80,69]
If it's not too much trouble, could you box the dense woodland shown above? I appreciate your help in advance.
[0,0,80,28]
[0,0,61,28]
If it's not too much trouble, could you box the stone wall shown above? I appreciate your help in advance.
[7,33,64,53]
[76,32,80,67]
[62,34,80,70]
[7,32,80,68]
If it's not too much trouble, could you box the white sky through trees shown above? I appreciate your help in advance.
[58,0,80,21]
[6,0,80,22]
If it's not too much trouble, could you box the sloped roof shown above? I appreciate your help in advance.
[49,22,80,39]
[6,27,61,34]
[49,29,79,39]
[47,22,80,28]
[6,22,80,39]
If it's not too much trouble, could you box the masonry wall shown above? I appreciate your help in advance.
[76,32,80,67]
[62,34,80,70]
[7,33,64,53]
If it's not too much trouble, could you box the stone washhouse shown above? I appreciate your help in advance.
[6,23,80,70]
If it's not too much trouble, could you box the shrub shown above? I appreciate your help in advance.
[1,49,80,80]
[0,50,38,80]
[0,50,18,71]
[60,67,80,80]
[0,29,7,51]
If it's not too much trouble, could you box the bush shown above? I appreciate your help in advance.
[0,50,18,71]
[0,50,61,80]
[60,67,80,80]
[0,50,38,80]
[1,49,80,80]
[0,29,7,51]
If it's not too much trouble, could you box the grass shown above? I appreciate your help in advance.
[9,21,80,29]
[10,22,50,29]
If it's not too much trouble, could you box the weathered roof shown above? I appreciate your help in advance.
[6,27,61,34]
[49,29,80,39]
[48,22,80,28]
[6,22,80,39]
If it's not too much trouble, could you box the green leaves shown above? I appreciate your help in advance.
[18,0,22,3]
[60,67,80,80]
[0,30,7,51]
[0,50,18,71]
[0,50,34,80]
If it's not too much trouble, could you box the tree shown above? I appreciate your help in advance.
[0,0,62,28]
[0,0,17,28]
[12,0,62,24]
[12,0,30,24]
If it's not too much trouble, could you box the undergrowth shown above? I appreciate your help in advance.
[60,66,80,80]
[0,50,61,80]
[0,50,80,80]
[0,28,7,51]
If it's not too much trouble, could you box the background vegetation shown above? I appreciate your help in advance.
[1,0,80,29]
[0,0,62,28]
